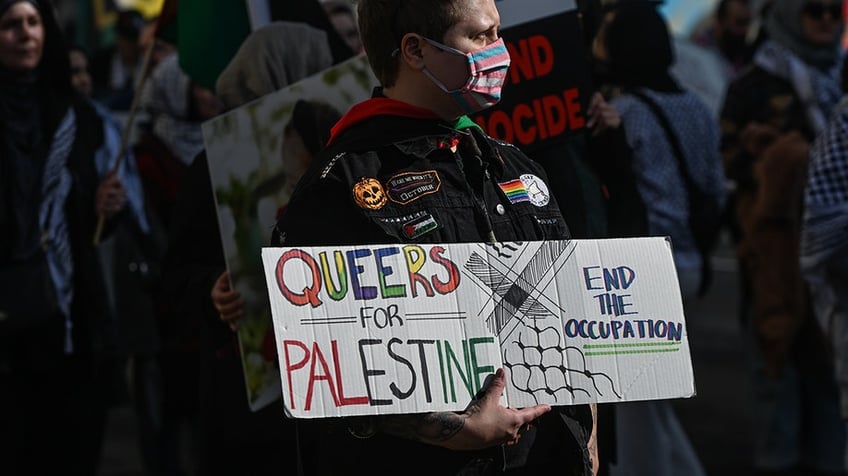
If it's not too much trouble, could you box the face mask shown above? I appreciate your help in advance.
[421,37,511,114]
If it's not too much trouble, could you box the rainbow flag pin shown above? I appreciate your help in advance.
[498,179,530,204]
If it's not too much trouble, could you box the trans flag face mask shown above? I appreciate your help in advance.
[421,37,511,114]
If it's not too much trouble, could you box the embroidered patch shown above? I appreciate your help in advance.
[520,174,551,207]
[387,171,442,205]
[353,177,387,210]
[498,179,531,204]
[402,213,439,239]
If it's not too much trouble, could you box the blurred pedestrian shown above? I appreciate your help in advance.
[90,8,149,112]
[802,52,848,472]
[692,0,757,80]
[69,45,93,97]
[721,0,847,474]
[115,51,223,476]
[595,3,725,476]
[0,1,132,474]
[160,20,334,476]
[321,0,363,54]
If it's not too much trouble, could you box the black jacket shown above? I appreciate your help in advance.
[273,104,592,476]
[274,115,571,247]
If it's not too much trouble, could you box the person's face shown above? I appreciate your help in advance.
[330,11,363,54]
[800,1,843,46]
[138,22,175,68]
[0,2,44,72]
[718,1,753,40]
[116,34,141,65]
[151,39,175,66]
[421,0,501,92]
[69,49,92,97]
[591,10,616,63]
[190,83,222,121]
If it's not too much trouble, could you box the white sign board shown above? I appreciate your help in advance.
[261,237,695,419]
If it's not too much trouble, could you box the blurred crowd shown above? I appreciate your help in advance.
[1,0,848,475]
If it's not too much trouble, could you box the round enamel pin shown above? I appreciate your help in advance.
[353,177,388,210]
[520,174,550,207]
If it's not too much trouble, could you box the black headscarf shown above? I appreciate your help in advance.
[0,0,72,260]
[0,0,34,14]
[0,0,72,135]
[604,2,682,93]
[286,100,343,157]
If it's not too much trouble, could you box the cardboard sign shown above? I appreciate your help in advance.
[203,54,378,411]
[261,238,695,419]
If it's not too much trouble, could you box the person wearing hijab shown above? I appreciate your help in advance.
[276,99,343,216]
[594,3,725,476]
[90,8,148,112]
[214,21,333,113]
[111,52,222,476]
[721,1,848,474]
[0,0,130,474]
[136,53,220,224]
[157,21,334,475]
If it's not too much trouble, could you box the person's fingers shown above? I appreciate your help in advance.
[478,368,507,405]
[212,272,230,291]
[588,92,603,112]
[217,297,245,316]
[220,309,245,323]
[213,289,242,306]
[514,403,551,423]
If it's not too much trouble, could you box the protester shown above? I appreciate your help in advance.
[108,51,222,476]
[577,2,652,474]
[594,3,725,476]
[670,0,755,116]
[159,20,335,475]
[69,45,93,97]
[721,0,847,473]
[0,0,130,473]
[321,0,363,54]
[268,1,596,474]
[801,52,848,467]
[275,98,343,220]
[554,0,646,244]
[692,0,756,80]
[136,52,218,196]
[68,49,159,462]
[91,8,149,112]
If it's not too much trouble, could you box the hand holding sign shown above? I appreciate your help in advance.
[211,271,245,331]
[377,368,550,450]
[95,172,126,219]
[441,368,551,450]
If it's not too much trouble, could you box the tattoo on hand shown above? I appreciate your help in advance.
[380,412,466,443]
